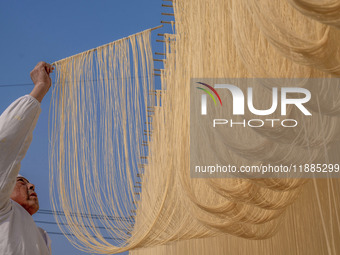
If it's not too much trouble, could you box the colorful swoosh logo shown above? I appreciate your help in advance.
[196,82,223,106]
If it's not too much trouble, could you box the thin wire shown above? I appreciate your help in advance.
[35,220,130,231]
[46,231,125,241]
[0,83,34,88]
[36,209,134,222]
[0,75,147,88]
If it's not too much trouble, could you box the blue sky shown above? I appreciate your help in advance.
[0,1,171,254]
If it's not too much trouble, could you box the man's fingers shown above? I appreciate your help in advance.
[30,61,53,103]
[48,65,54,74]
[36,61,53,74]
[44,64,53,74]
[46,63,53,73]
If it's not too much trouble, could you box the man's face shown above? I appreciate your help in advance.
[10,177,39,215]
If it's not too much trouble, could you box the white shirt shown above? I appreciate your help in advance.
[0,95,51,255]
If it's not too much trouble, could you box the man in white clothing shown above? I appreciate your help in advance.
[0,62,53,255]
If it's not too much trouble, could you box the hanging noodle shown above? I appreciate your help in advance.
[50,29,154,253]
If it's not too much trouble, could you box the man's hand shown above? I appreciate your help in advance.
[29,62,54,103]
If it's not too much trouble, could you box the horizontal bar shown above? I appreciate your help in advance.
[162,13,174,16]
[53,25,164,65]
[161,21,174,24]
[161,12,175,16]
[162,4,173,8]
[151,24,164,31]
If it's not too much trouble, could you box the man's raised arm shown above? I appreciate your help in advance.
[0,62,53,211]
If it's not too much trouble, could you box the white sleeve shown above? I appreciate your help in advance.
[38,227,52,254]
[0,95,41,212]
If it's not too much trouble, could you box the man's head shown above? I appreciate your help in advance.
[10,176,39,215]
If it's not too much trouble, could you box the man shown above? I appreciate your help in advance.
[0,62,53,255]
